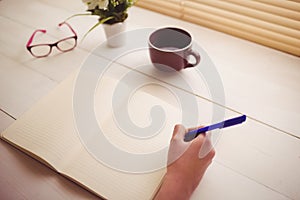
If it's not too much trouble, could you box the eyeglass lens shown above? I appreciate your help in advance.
[30,45,52,57]
[56,37,77,52]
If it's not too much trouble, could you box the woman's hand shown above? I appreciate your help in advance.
[154,124,215,200]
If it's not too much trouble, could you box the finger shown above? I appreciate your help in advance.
[198,137,215,159]
[171,124,186,138]
[188,132,215,160]
[190,133,206,149]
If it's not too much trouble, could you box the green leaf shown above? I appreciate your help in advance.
[64,13,91,22]
[82,16,114,41]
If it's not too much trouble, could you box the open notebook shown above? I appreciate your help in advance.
[1,70,182,199]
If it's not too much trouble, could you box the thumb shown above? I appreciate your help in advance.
[168,124,190,165]
[171,124,187,140]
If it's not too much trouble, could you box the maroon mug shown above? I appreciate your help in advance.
[148,27,200,71]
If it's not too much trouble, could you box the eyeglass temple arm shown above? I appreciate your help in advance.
[59,22,77,38]
[26,29,47,47]
[26,23,76,48]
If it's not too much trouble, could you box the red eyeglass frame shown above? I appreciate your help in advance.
[26,22,77,58]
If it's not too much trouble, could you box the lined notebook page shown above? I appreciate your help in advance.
[1,74,81,170]
[1,70,182,199]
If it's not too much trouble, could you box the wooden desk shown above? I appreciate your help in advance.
[1,0,299,199]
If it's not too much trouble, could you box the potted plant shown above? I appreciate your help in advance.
[67,0,137,47]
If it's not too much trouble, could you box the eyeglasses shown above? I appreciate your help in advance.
[26,22,77,58]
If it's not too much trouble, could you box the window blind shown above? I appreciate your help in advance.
[136,0,300,56]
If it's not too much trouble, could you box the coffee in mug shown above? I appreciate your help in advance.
[148,27,200,71]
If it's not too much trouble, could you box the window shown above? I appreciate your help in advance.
[136,0,300,56]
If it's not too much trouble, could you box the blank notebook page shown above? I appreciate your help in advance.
[1,70,182,200]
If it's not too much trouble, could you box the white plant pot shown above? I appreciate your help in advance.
[103,22,126,48]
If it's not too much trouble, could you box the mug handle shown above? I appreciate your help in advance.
[185,49,201,68]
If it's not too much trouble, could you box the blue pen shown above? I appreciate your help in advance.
[184,115,247,142]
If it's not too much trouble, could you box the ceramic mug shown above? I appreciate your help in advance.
[148,27,200,71]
